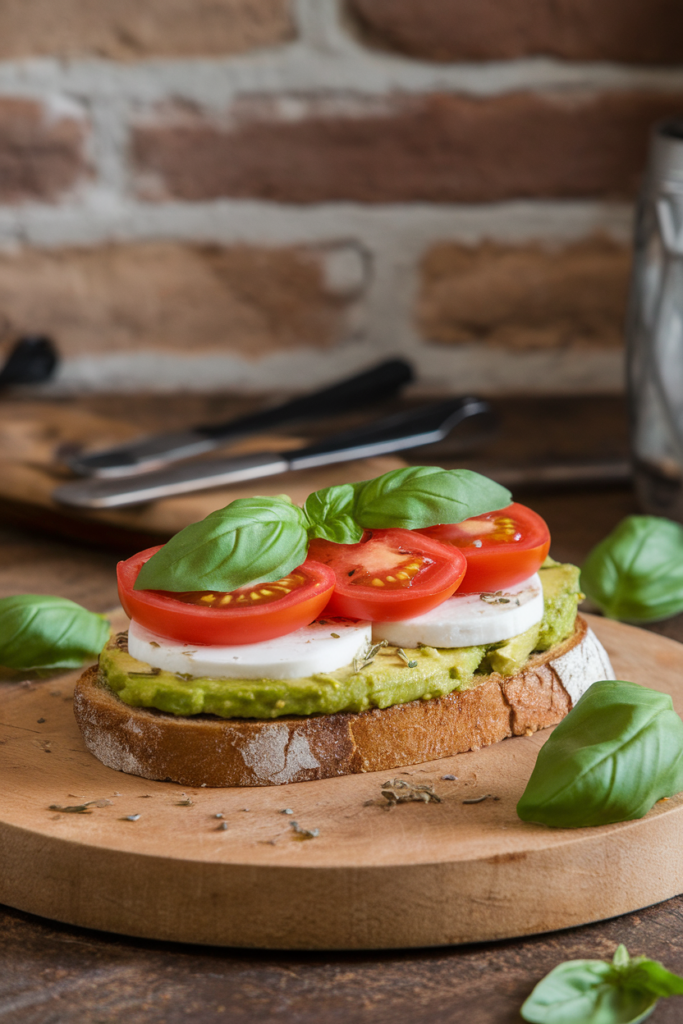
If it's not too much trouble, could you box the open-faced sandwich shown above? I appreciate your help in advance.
[73,466,614,786]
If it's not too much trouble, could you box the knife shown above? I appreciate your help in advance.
[53,396,491,509]
[473,459,632,489]
[67,358,415,478]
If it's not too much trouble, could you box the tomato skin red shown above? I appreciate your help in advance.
[308,529,466,621]
[419,503,550,594]
[117,546,336,645]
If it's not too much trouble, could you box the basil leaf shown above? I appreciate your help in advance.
[0,595,110,671]
[517,680,683,828]
[354,466,511,530]
[304,484,364,544]
[135,469,512,592]
[521,958,656,1023]
[521,944,683,1023]
[627,959,683,999]
[134,497,310,592]
[581,515,683,622]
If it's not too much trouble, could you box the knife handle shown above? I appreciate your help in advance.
[196,358,414,441]
[289,397,491,469]
[0,335,58,387]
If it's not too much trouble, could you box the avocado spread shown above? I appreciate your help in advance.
[99,559,581,720]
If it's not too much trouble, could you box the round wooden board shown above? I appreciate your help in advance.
[1,613,683,951]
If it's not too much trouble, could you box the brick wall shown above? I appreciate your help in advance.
[0,0,679,394]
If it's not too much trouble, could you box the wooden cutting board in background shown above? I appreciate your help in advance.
[0,402,405,548]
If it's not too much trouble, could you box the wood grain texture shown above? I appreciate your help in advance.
[3,897,683,1024]
[1,614,681,950]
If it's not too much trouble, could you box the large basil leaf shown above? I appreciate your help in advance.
[517,680,683,828]
[0,595,110,671]
[520,944,683,1023]
[354,466,511,530]
[135,497,310,592]
[304,483,364,544]
[134,468,512,593]
[581,516,683,622]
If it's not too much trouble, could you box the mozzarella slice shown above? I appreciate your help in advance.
[372,574,544,648]
[128,618,372,680]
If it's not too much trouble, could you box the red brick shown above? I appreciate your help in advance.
[132,91,683,204]
[418,238,630,350]
[347,0,683,64]
[0,243,361,357]
[0,98,87,203]
[0,0,294,60]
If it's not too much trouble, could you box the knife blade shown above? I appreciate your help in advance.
[474,459,632,489]
[67,358,415,478]
[53,396,491,509]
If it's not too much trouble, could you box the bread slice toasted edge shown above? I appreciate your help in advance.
[73,615,614,788]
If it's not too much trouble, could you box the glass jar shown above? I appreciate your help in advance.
[628,118,683,520]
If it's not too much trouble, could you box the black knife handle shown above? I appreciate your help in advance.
[196,358,414,441]
[0,335,58,387]
[289,396,491,468]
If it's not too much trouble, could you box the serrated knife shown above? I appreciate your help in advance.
[67,358,415,478]
[53,396,492,510]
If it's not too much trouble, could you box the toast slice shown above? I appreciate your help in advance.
[73,615,614,787]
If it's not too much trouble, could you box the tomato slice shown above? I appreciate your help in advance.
[307,529,466,621]
[117,546,336,645]
[419,502,550,594]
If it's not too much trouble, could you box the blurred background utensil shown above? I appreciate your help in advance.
[54,395,491,509]
[628,117,683,521]
[0,336,58,388]
[67,357,415,478]
[472,459,632,490]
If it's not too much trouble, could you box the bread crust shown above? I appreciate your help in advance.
[73,616,613,787]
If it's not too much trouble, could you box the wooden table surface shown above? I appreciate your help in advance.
[2,392,683,1024]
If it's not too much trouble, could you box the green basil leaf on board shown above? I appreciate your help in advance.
[517,680,683,828]
[135,497,310,593]
[353,466,511,530]
[303,484,364,544]
[581,515,683,622]
[0,595,110,671]
[521,944,683,1024]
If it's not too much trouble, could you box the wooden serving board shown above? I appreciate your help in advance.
[1,614,683,951]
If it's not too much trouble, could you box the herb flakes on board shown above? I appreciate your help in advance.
[48,798,112,814]
[290,821,319,840]
[381,779,441,806]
